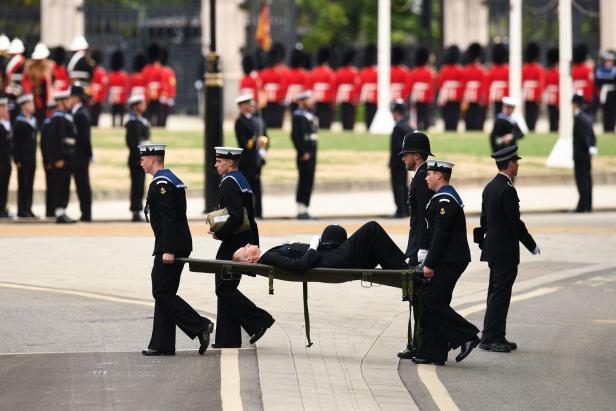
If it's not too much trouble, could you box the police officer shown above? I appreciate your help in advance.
[0,97,12,218]
[572,93,598,213]
[412,160,480,365]
[397,131,434,359]
[489,96,524,153]
[209,146,274,348]
[69,82,93,221]
[125,93,150,222]
[389,99,412,218]
[234,93,268,219]
[140,143,214,356]
[12,94,37,219]
[474,145,539,352]
[291,91,318,220]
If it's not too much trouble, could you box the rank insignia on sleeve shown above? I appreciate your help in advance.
[440,208,445,215]
[160,186,166,195]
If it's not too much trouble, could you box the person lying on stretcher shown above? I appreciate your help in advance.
[232,221,409,273]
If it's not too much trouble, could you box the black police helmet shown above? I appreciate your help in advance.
[398,131,433,156]
[319,225,347,249]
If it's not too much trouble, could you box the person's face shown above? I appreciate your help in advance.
[214,158,233,176]
[402,152,420,171]
[58,98,69,111]
[21,101,34,116]
[508,159,519,178]
[0,104,8,119]
[239,101,254,114]
[605,59,614,69]
[504,105,515,116]
[233,244,260,263]
[140,155,155,174]
[299,98,314,111]
[425,170,441,191]
[134,101,146,114]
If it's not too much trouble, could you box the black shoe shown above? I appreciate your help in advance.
[80,215,92,222]
[27,211,40,219]
[131,213,145,222]
[250,317,275,344]
[142,348,175,356]
[456,336,480,363]
[479,341,512,353]
[411,357,445,366]
[397,347,416,359]
[56,214,76,224]
[297,212,315,220]
[198,323,214,355]
[503,338,517,351]
[0,210,12,219]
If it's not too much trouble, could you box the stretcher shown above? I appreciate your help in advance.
[177,257,424,347]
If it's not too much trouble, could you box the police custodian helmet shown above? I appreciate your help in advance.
[399,131,434,156]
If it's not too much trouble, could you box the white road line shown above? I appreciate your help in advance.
[220,348,243,411]
[458,287,560,317]
[593,319,616,324]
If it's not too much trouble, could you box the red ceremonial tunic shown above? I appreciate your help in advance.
[486,64,509,104]
[407,65,435,103]
[571,63,594,103]
[462,63,487,105]
[544,66,559,106]
[90,66,108,104]
[358,66,378,104]
[107,70,129,105]
[306,65,335,103]
[333,65,359,104]
[390,65,410,101]
[437,64,464,106]
[522,62,545,102]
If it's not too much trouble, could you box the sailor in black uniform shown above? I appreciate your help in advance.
[12,94,38,218]
[0,97,12,218]
[489,96,524,153]
[69,82,93,221]
[125,93,150,222]
[572,93,598,213]
[291,91,318,220]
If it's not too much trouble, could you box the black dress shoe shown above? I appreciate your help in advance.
[198,323,214,355]
[411,357,445,366]
[456,336,480,363]
[142,348,175,356]
[503,338,517,350]
[56,214,76,224]
[250,317,275,344]
[479,341,511,353]
[397,347,417,359]
[80,215,92,222]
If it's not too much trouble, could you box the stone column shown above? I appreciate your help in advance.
[442,0,488,49]
[40,0,84,48]
[600,0,616,51]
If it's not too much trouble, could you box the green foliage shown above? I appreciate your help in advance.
[297,0,349,52]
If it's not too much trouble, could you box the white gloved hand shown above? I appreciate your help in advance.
[589,146,598,156]
[417,249,428,263]
[309,235,321,250]
[532,245,541,255]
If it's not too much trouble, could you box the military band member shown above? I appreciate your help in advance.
[544,48,560,132]
[475,145,539,352]
[0,97,12,218]
[389,100,412,218]
[489,96,524,152]
[397,131,434,360]
[437,46,464,131]
[412,160,480,365]
[69,82,93,221]
[572,93,597,213]
[126,93,150,222]
[5,38,27,122]
[291,91,318,220]
[595,51,616,133]
[234,94,267,219]
[209,146,274,348]
[67,36,92,83]
[13,94,37,218]
[140,143,214,356]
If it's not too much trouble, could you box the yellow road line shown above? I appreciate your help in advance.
[592,319,616,324]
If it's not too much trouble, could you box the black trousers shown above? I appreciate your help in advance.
[263,102,284,129]
[43,166,55,216]
[129,161,145,212]
[442,102,460,131]
[296,155,316,206]
[148,253,211,351]
[390,166,408,217]
[316,102,333,129]
[240,165,262,219]
[72,164,92,219]
[464,103,485,131]
[574,155,592,212]
[341,103,356,130]
[111,104,125,127]
[161,103,171,127]
[53,164,72,210]
[524,101,539,131]
[17,163,35,216]
[0,163,11,212]
[481,263,518,343]
[90,102,102,127]
[365,103,377,129]
[548,105,559,132]
[416,262,479,362]
[146,100,162,127]
[416,103,430,131]
[602,92,616,133]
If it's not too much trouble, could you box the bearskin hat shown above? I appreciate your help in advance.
[415,46,430,66]
[524,42,540,63]
[492,43,508,65]
[391,45,406,65]
[110,50,124,71]
[546,47,559,66]
[572,43,588,64]
[443,45,460,65]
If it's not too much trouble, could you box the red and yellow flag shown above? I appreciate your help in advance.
[255,3,271,51]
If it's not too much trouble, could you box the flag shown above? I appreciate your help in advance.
[255,3,271,51]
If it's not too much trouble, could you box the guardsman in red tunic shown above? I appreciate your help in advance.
[50,47,70,93]
[259,43,288,129]
[334,47,359,131]
[129,54,147,104]
[5,38,27,122]
[437,45,464,131]
[521,42,545,131]
[239,54,261,107]
[462,43,487,131]
[571,44,594,113]
[159,48,175,128]
[407,46,435,131]
[144,44,164,127]
[487,43,509,117]
[285,47,308,114]
[544,48,559,132]
[391,45,410,103]
[89,49,108,127]
[358,44,378,128]
[108,50,129,127]
[306,46,335,129]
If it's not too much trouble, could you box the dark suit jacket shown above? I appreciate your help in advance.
[389,118,413,169]
[72,105,92,166]
[406,162,433,260]
[479,173,536,265]
[573,110,596,160]
[259,242,318,273]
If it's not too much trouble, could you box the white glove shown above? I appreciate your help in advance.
[589,146,598,156]
[532,245,541,255]
[417,249,428,263]
[309,235,321,250]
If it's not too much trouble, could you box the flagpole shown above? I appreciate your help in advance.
[369,0,394,134]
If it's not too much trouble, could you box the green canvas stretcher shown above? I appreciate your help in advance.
[177,257,423,347]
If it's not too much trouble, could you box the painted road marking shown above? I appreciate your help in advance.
[220,349,243,411]
[458,287,560,317]
[592,319,616,324]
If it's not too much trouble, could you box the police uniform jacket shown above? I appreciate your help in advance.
[0,119,12,167]
[573,110,596,160]
[291,109,318,158]
[12,114,37,165]
[490,113,524,152]
[389,118,413,169]
[406,162,433,259]
[479,173,536,265]
[71,104,93,166]
[146,169,192,255]
[48,111,77,163]
[424,185,471,268]
[125,113,151,163]
[215,171,259,245]
[235,113,266,169]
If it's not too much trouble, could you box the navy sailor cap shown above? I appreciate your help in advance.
[139,143,165,156]
[215,146,243,159]
[426,159,455,173]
